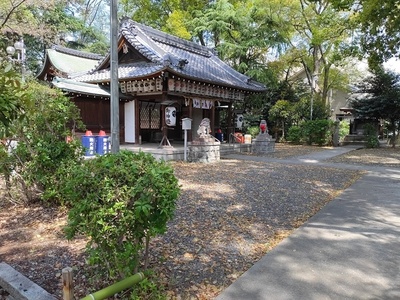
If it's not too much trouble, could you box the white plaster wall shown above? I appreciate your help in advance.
[124,100,135,143]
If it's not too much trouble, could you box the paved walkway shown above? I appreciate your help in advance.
[217,146,400,300]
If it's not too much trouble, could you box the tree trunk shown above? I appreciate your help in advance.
[391,119,396,148]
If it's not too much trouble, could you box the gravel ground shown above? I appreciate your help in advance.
[149,156,363,299]
[326,146,400,167]
[1,144,398,299]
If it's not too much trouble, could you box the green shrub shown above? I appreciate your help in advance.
[338,120,350,142]
[247,126,260,138]
[301,119,334,146]
[286,126,302,144]
[0,64,30,133]
[1,80,84,202]
[129,270,167,300]
[363,123,379,148]
[63,150,180,280]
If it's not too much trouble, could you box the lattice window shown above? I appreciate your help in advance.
[140,105,150,128]
[140,102,160,129]
[150,107,160,129]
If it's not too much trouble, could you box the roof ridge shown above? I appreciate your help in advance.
[123,19,213,58]
[121,19,189,69]
[51,45,103,60]
[121,21,164,63]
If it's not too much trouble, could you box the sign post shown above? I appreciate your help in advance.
[182,118,192,162]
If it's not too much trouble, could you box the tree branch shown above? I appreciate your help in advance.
[0,0,27,30]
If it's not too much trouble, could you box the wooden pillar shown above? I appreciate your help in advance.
[160,104,168,146]
[227,101,233,137]
[188,99,193,142]
[211,100,215,134]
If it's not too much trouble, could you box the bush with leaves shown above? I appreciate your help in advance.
[0,64,29,136]
[246,126,260,138]
[287,120,335,146]
[363,123,380,148]
[1,80,84,202]
[301,119,334,146]
[286,125,303,144]
[338,120,350,143]
[292,97,330,124]
[62,150,180,282]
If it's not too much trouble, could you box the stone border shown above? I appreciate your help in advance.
[0,263,56,300]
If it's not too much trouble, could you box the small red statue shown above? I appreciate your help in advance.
[260,120,268,134]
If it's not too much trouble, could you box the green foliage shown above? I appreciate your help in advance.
[350,67,400,120]
[63,150,180,280]
[275,0,354,106]
[189,0,285,85]
[1,80,84,202]
[338,120,350,142]
[300,119,335,146]
[163,10,192,40]
[331,0,400,62]
[269,100,292,121]
[287,120,335,146]
[292,97,330,123]
[129,270,167,300]
[0,0,39,34]
[350,67,400,147]
[363,123,379,148]
[246,126,260,138]
[286,126,302,144]
[0,64,28,135]
[269,100,292,139]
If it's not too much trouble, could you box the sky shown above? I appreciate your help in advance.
[384,57,400,73]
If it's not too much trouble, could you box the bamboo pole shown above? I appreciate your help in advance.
[81,272,145,300]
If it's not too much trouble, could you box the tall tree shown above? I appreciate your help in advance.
[65,0,109,52]
[330,0,400,64]
[285,0,355,103]
[120,0,209,39]
[190,0,288,82]
[1,0,108,76]
[269,100,292,139]
[0,0,40,34]
[349,67,400,147]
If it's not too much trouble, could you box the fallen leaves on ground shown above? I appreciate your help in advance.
[2,144,397,299]
[327,147,400,167]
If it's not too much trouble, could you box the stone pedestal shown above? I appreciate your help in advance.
[188,137,220,163]
[252,133,275,154]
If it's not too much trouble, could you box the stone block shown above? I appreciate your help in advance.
[0,263,56,300]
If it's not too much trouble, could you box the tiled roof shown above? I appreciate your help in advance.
[127,20,266,91]
[36,46,102,79]
[51,45,103,60]
[80,19,266,92]
[72,62,164,82]
[52,77,132,100]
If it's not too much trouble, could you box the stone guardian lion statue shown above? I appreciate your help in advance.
[197,118,211,138]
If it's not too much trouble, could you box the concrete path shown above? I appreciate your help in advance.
[217,147,400,300]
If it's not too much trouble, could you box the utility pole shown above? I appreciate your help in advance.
[110,0,119,153]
